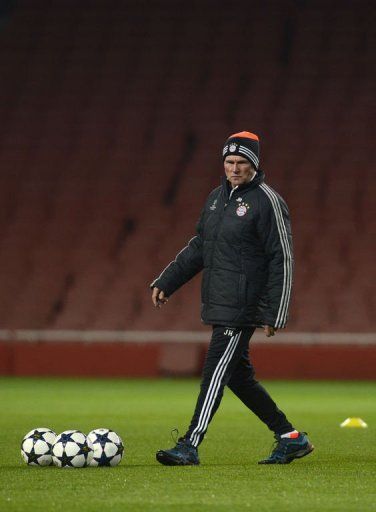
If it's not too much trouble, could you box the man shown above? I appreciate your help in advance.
[150,131,314,465]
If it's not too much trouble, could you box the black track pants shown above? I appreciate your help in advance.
[185,325,293,447]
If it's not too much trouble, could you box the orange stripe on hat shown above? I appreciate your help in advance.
[228,131,259,141]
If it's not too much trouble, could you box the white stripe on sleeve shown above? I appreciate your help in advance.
[259,184,293,328]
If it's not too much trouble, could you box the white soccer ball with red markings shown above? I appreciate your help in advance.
[21,428,56,466]
[52,430,94,468]
[87,428,124,467]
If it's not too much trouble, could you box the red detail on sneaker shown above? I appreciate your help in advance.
[289,432,300,439]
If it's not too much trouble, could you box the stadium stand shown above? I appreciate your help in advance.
[0,0,374,346]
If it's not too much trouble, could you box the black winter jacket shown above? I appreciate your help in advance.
[151,171,293,329]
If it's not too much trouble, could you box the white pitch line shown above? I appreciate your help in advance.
[0,330,375,345]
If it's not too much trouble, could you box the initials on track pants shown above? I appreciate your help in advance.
[185,325,293,448]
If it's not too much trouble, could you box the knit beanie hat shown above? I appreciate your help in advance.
[222,131,260,169]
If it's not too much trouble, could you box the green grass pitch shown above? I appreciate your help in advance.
[0,377,375,512]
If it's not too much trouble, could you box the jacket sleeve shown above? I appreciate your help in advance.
[256,187,293,329]
[150,210,204,297]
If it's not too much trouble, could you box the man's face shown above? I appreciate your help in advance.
[224,155,255,188]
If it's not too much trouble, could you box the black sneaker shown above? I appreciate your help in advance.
[258,432,314,465]
[156,437,200,466]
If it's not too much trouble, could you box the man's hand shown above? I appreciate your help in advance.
[152,287,168,308]
[263,325,276,337]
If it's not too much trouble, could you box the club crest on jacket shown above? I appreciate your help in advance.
[236,202,250,217]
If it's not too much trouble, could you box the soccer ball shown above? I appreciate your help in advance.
[21,427,56,466]
[52,430,94,468]
[87,428,124,467]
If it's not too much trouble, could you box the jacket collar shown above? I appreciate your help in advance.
[221,169,265,198]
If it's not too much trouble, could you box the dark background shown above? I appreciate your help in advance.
[0,0,374,338]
